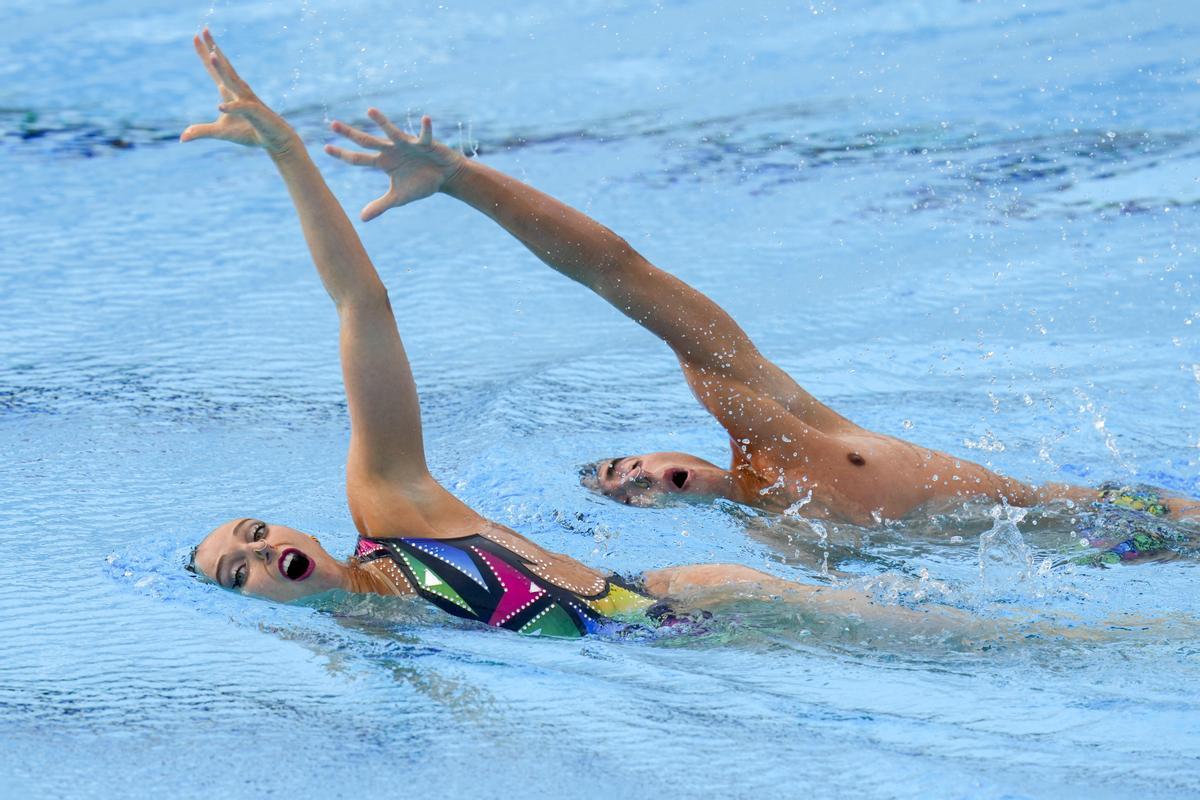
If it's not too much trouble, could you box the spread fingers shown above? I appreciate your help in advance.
[323,144,376,166]
[202,29,252,96]
[330,120,389,150]
[366,108,411,144]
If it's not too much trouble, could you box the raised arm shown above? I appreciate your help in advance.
[181,34,476,533]
[325,112,856,434]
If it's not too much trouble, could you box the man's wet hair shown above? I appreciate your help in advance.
[578,461,601,491]
[578,458,660,506]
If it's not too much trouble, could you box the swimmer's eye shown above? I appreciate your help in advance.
[250,521,267,542]
[232,563,248,590]
[631,476,652,490]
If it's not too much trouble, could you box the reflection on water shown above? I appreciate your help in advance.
[9,101,1200,223]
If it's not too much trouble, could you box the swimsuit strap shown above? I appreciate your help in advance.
[357,534,654,638]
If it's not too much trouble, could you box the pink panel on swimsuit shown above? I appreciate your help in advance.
[355,538,385,558]
[474,548,545,626]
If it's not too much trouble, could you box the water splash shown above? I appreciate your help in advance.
[782,486,813,516]
[976,503,1034,597]
[961,430,1006,452]
[861,567,955,607]
[1072,386,1132,473]
[757,472,787,496]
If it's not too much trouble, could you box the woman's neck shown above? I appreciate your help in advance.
[342,557,412,596]
[343,559,386,595]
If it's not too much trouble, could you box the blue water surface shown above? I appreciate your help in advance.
[2,1,1200,798]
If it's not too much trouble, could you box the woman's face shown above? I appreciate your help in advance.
[193,518,346,601]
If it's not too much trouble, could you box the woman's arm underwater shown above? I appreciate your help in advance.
[180,34,482,536]
[325,113,855,435]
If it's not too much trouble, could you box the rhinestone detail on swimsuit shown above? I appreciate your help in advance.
[481,533,607,595]
[518,604,557,634]
[366,556,414,595]
[402,538,488,588]
[473,547,546,626]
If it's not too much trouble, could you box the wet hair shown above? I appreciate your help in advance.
[185,544,216,585]
[578,461,601,491]
[578,459,640,499]
[578,459,660,507]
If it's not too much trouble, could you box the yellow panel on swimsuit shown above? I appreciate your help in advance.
[585,582,655,619]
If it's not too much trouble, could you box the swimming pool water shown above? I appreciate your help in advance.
[2,1,1199,798]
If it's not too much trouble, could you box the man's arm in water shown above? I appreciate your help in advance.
[180,34,482,535]
[325,112,858,435]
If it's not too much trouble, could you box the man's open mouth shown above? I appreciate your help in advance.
[279,548,314,582]
[670,469,690,490]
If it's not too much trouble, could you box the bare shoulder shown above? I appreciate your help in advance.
[679,355,859,436]
[345,469,488,540]
[345,481,611,598]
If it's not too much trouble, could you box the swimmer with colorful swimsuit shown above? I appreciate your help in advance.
[322,72,1200,549]
[183,32,954,637]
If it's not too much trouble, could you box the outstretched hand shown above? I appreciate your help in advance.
[325,110,466,221]
[180,29,297,155]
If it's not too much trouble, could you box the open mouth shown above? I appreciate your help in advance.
[670,469,690,490]
[279,548,314,582]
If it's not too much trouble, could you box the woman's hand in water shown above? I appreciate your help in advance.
[180,30,298,156]
[325,111,466,221]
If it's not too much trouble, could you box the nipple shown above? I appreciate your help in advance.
[847,452,866,466]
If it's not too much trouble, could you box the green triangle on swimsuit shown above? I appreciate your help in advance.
[518,603,581,638]
[398,551,475,616]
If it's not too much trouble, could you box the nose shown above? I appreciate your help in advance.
[251,543,273,565]
[599,458,624,488]
[623,461,652,490]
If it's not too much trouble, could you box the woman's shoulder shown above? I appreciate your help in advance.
[346,471,489,539]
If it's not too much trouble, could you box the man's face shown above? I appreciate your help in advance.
[588,451,726,506]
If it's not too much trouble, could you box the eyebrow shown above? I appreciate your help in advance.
[216,518,253,588]
[606,459,618,479]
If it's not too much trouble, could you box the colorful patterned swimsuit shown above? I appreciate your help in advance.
[1074,483,1184,565]
[355,535,656,637]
